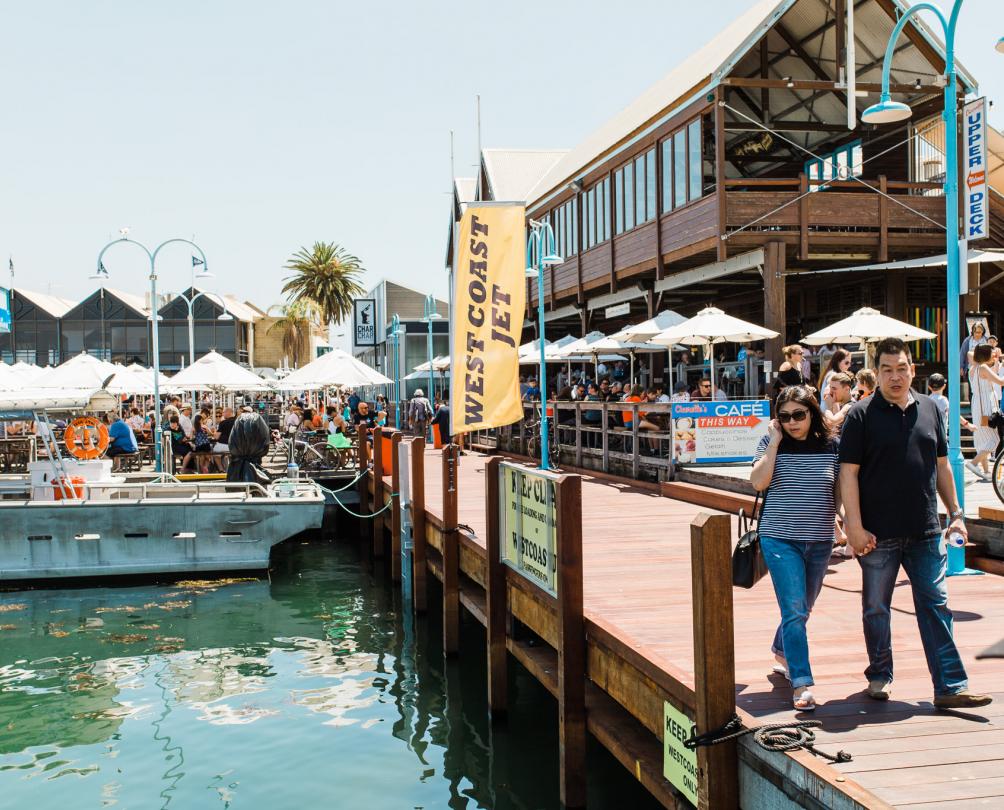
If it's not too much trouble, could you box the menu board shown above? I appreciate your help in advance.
[671,400,770,464]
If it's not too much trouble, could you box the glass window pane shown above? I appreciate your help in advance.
[634,155,645,222]
[646,149,657,220]
[688,119,702,201]
[624,163,634,230]
[601,179,609,241]
[615,170,624,235]
[662,140,672,212]
[674,130,687,208]
[571,198,577,253]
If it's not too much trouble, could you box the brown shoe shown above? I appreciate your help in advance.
[933,691,993,709]
[866,680,891,701]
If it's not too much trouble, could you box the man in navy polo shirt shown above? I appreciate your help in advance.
[840,338,990,709]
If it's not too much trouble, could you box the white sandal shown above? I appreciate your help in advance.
[793,688,816,711]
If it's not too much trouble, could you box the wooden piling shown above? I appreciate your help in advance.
[410,436,427,613]
[690,512,738,810]
[372,428,384,558]
[389,430,403,582]
[556,473,586,810]
[484,456,507,719]
[442,443,460,656]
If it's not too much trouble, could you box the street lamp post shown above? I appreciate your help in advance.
[179,289,234,409]
[421,295,441,443]
[524,220,563,471]
[390,313,403,429]
[93,237,209,474]
[862,3,1001,575]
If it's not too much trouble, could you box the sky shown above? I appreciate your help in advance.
[1,0,1000,329]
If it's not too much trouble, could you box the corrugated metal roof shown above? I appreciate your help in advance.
[455,177,476,206]
[526,0,980,209]
[103,287,149,316]
[13,288,76,318]
[482,148,568,202]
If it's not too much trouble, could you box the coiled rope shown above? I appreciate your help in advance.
[684,714,851,764]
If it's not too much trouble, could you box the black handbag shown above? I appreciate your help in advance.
[732,489,769,589]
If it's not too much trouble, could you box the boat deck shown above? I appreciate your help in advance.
[418,449,1004,809]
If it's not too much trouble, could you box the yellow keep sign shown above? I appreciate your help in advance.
[664,701,698,805]
[500,462,557,596]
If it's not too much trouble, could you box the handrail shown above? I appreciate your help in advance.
[723,177,943,191]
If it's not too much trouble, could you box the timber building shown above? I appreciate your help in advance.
[449,0,1004,372]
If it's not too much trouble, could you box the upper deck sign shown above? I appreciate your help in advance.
[964,97,988,241]
[353,299,376,347]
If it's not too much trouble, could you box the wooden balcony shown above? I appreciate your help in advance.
[724,177,946,259]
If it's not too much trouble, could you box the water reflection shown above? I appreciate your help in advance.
[0,541,658,809]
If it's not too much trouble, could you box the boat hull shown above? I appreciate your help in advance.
[0,498,325,580]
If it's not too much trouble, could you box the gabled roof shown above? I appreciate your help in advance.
[159,287,261,322]
[13,288,76,318]
[103,287,149,316]
[526,0,980,210]
[481,148,568,202]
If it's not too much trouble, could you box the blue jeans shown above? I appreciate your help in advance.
[760,536,832,688]
[857,535,968,696]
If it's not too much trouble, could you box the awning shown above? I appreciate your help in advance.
[788,249,1004,277]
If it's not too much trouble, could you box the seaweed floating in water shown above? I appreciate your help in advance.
[0,603,26,613]
[104,633,149,644]
[0,624,15,631]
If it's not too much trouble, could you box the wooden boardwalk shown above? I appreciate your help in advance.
[417,448,1004,809]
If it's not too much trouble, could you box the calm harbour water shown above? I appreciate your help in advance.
[0,539,660,809]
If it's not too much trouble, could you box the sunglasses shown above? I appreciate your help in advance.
[777,409,809,424]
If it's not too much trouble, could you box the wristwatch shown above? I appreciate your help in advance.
[949,508,965,521]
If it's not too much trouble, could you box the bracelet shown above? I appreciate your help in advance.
[949,509,965,521]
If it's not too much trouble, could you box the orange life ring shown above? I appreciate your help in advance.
[64,416,110,460]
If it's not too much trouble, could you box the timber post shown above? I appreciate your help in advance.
[410,436,428,613]
[690,512,738,810]
[372,428,385,558]
[442,443,460,655]
[484,456,507,719]
[389,429,403,582]
[556,472,586,810]
[357,428,370,544]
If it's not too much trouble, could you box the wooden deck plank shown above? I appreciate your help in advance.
[416,449,1004,808]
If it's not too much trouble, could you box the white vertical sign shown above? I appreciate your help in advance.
[963,97,988,241]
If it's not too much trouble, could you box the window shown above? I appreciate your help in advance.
[661,140,673,213]
[803,140,863,191]
[624,162,634,230]
[615,169,624,234]
[673,130,687,209]
[646,148,657,220]
[688,119,702,202]
[634,154,646,223]
[571,197,578,253]
[600,178,610,241]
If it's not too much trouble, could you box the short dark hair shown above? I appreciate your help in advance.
[974,343,993,363]
[928,373,946,390]
[873,337,912,365]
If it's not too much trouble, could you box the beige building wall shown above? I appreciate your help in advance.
[253,316,329,369]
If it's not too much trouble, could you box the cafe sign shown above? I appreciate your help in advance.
[499,461,557,597]
[671,399,770,464]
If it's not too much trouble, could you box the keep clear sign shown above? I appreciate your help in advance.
[663,701,698,806]
[500,462,557,597]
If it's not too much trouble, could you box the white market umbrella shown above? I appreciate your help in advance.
[802,306,937,346]
[35,352,120,390]
[610,310,687,343]
[519,334,577,364]
[649,307,778,397]
[565,336,664,385]
[277,348,392,390]
[0,363,22,391]
[169,350,271,391]
[11,361,47,384]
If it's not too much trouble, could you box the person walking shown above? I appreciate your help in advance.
[840,337,991,709]
[408,388,433,438]
[751,385,840,711]
[967,343,1004,481]
[959,321,987,380]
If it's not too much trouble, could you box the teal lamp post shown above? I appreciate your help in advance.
[93,237,209,475]
[524,220,563,470]
[862,3,1001,575]
[421,295,441,442]
[390,313,403,428]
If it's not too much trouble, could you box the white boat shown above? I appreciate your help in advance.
[0,389,325,582]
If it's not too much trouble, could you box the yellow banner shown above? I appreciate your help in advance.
[450,204,526,435]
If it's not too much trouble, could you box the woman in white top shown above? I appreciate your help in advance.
[967,343,1004,480]
[816,349,852,412]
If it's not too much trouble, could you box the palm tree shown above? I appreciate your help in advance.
[281,242,366,328]
[267,300,319,368]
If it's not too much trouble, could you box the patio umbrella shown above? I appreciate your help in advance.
[609,310,688,343]
[277,348,392,390]
[649,306,778,397]
[34,352,119,390]
[802,307,937,366]
[169,350,271,392]
[563,336,664,385]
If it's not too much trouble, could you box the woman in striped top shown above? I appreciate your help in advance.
[751,385,841,711]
